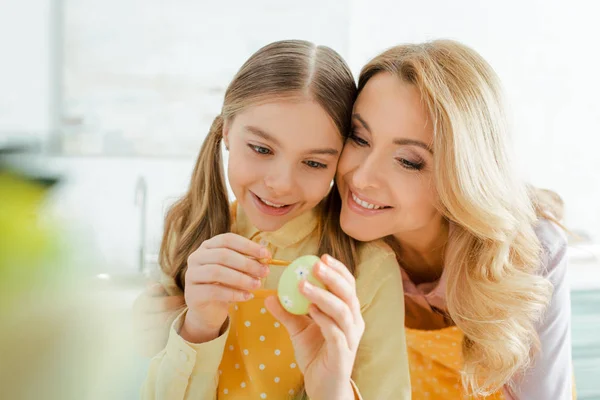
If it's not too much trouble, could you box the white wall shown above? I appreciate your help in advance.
[0,0,56,138]
[348,0,600,240]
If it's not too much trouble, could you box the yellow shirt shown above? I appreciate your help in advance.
[141,203,411,399]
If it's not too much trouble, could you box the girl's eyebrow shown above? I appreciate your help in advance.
[246,125,339,156]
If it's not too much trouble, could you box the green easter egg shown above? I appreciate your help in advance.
[277,255,325,315]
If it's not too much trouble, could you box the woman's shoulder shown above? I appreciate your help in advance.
[534,217,568,279]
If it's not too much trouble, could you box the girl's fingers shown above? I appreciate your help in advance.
[185,283,253,306]
[264,296,312,338]
[300,280,354,338]
[187,263,262,291]
[202,233,271,260]
[317,256,362,322]
[321,254,355,289]
[313,261,359,314]
[308,304,348,350]
[192,248,269,279]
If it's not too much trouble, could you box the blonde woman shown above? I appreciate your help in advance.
[339,40,573,399]
[136,39,574,399]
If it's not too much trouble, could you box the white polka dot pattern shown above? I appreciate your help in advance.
[217,291,303,399]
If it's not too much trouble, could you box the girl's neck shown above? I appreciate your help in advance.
[390,218,449,285]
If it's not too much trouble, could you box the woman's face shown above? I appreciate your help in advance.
[224,98,343,232]
[337,72,442,242]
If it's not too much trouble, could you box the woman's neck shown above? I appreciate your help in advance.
[390,218,449,285]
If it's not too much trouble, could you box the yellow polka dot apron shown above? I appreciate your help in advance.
[406,326,577,400]
[217,289,303,399]
[406,326,505,400]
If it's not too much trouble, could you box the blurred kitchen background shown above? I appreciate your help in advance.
[1,0,599,398]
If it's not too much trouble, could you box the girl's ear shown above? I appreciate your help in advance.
[222,119,230,150]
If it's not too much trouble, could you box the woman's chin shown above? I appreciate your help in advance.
[340,218,379,243]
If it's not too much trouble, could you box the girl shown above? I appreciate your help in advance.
[140,40,411,400]
[337,40,574,399]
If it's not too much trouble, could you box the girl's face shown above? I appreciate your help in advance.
[337,73,443,242]
[224,98,343,232]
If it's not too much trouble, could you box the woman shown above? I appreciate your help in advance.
[136,39,574,399]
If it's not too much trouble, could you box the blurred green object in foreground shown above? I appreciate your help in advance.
[0,163,61,311]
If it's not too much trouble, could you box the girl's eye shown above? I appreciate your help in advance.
[397,158,425,171]
[304,160,327,169]
[349,132,369,147]
[249,144,272,155]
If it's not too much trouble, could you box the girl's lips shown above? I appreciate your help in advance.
[250,191,296,216]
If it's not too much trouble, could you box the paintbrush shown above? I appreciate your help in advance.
[259,258,291,266]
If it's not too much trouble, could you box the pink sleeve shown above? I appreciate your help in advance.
[503,220,574,399]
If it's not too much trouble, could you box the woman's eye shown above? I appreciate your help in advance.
[397,158,424,171]
[304,160,327,169]
[349,132,369,147]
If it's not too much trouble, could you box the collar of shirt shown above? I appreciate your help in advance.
[232,201,319,249]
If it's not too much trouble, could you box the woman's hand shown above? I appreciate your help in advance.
[265,254,364,400]
[181,233,270,343]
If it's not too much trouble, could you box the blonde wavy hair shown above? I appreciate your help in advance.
[359,40,556,395]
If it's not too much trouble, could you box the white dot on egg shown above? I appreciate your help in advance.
[223,388,228,394]
[274,377,280,383]
[259,335,265,341]
[260,393,267,399]
[260,308,266,314]
[274,322,280,328]
[290,363,296,369]
[244,321,251,327]
[274,349,281,356]
[240,382,246,388]
[259,364,265,370]
[243,349,249,355]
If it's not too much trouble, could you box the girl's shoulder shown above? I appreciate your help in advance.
[354,240,403,298]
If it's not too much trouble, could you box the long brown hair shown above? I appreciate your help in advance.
[359,40,556,395]
[160,40,358,292]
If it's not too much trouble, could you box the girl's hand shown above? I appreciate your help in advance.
[265,254,364,400]
[181,233,270,343]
